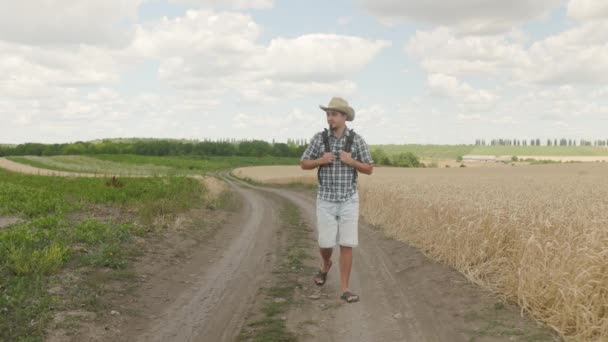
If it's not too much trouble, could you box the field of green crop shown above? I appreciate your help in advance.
[0,168,205,341]
[468,145,608,156]
[371,144,608,159]
[371,145,474,159]
[7,154,300,176]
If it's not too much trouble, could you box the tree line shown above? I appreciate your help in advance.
[0,139,308,158]
[0,138,423,167]
[475,138,608,147]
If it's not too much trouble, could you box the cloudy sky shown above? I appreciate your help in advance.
[2,0,607,145]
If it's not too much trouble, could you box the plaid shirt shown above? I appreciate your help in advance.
[301,128,374,202]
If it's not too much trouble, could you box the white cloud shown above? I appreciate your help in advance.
[0,0,142,47]
[456,113,482,121]
[407,27,527,76]
[519,22,608,84]
[360,0,562,34]
[239,80,357,104]
[259,34,391,82]
[134,10,389,102]
[349,104,389,131]
[567,0,608,21]
[407,23,608,86]
[427,73,497,104]
[0,43,130,95]
[169,0,273,10]
[493,116,520,124]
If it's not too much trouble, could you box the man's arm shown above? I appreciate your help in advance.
[339,135,374,175]
[339,152,373,175]
[301,153,335,170]
[301,159,320,170]
[351,159,373,175]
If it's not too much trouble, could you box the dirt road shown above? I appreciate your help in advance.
[0,160,557,341]
[122,178,285,341]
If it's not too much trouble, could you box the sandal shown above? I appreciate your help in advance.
[313,260,332,286]
[340,291,360,303]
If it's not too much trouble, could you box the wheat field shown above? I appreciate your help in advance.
[233,164,608,341]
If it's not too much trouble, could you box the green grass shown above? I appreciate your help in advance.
[6,155,300,176]
[0,168,206,342]
[371,144,608,159]
[239,203,313,342]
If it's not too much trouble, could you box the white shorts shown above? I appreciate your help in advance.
[316,192,359,248]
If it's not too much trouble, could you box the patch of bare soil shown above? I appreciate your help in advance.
[0,215,21,229]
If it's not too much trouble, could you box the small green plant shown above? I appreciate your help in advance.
[7,243,69,276]
[392,152,421,168]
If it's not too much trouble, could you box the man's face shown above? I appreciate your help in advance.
[326,110,346,130]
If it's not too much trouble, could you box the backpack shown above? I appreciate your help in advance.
[317,128,357,185]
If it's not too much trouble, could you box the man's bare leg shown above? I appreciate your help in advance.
[339,246,359,301]
[339,245,353,291]
[320,247,333,272]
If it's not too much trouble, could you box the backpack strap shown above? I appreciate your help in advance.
[344,129,358,184]
[318,129,331,185]
[344,129,356,153]
[322,129,330,152]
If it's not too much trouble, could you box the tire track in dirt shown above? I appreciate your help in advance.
[131,177,286,342]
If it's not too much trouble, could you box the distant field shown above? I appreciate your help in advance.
[5,155,300,176]
[371,144,608,159]
[371,145,473,159]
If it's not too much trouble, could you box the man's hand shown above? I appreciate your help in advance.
[339,151,354,166]
[318,152,335,166]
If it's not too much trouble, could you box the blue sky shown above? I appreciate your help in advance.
[1,0,607,145]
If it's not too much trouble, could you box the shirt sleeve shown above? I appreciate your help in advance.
[355,135,374,165]
[301,133,322,161]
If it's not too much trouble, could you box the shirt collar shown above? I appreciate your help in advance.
[331,126,350,140]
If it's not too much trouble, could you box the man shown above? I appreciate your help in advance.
[300,96,374,303]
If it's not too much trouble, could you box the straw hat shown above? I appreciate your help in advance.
[319,97,355,121]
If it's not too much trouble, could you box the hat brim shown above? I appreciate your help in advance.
[319,105,355,121]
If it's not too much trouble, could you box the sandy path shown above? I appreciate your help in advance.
[126,177,285,341]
